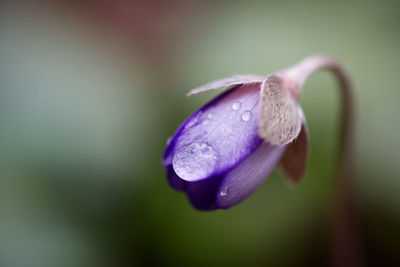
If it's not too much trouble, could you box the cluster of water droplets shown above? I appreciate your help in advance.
[232,101,252,122]
[202,112,216,126]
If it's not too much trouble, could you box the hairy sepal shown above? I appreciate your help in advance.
[187,75,264,96]
[259,75,303,145]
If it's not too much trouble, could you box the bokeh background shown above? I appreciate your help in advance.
[0,0,399,266]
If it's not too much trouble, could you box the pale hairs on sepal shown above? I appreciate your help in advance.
[187,74,264,96]
[259,75,303,145]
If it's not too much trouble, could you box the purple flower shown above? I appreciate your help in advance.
[163,72,309,210]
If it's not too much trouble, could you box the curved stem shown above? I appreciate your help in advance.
[281,55,361,267]
[290,55,353,165]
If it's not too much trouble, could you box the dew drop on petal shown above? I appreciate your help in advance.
[172,142,217,181]
[207,113,215,119]
[232,101,242,110]
[166,137,172,145]
[186,111,202,128]
[220,187,229,196]
[241,111,252,121]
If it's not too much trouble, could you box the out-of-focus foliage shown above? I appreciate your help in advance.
[0,0,399,266]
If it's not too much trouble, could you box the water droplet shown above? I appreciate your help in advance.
[220,187,229,196]
[207,113,215,119]
[186,111,202,128]
[166,137,172,145]
[172,142,217,181]
[241,111,252,121]
[232,102,242,110]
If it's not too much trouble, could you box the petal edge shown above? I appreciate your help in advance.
[215,141,287,209]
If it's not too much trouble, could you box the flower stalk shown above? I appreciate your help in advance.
[278,55,360,267]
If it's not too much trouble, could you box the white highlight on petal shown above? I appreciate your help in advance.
[187,75,265,96]
[259,75,303,145]
[232,101,242,111]
[219,187,229,196]
[207,113,215,119]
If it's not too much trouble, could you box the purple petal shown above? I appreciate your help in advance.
[166,164,222,210]
[185,175,223,210]
[163,89,234,166]
[166,141,287,210]
[168,84,263,182]
[215,141,287,209]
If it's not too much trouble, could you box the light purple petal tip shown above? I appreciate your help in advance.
[215,141,287,209]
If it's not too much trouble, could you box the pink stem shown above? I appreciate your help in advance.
[281,55,362,267]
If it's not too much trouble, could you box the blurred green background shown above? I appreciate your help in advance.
[0,0,399,266]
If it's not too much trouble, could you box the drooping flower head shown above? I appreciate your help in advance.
[162,54,358,267]
[163,58,315,210]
